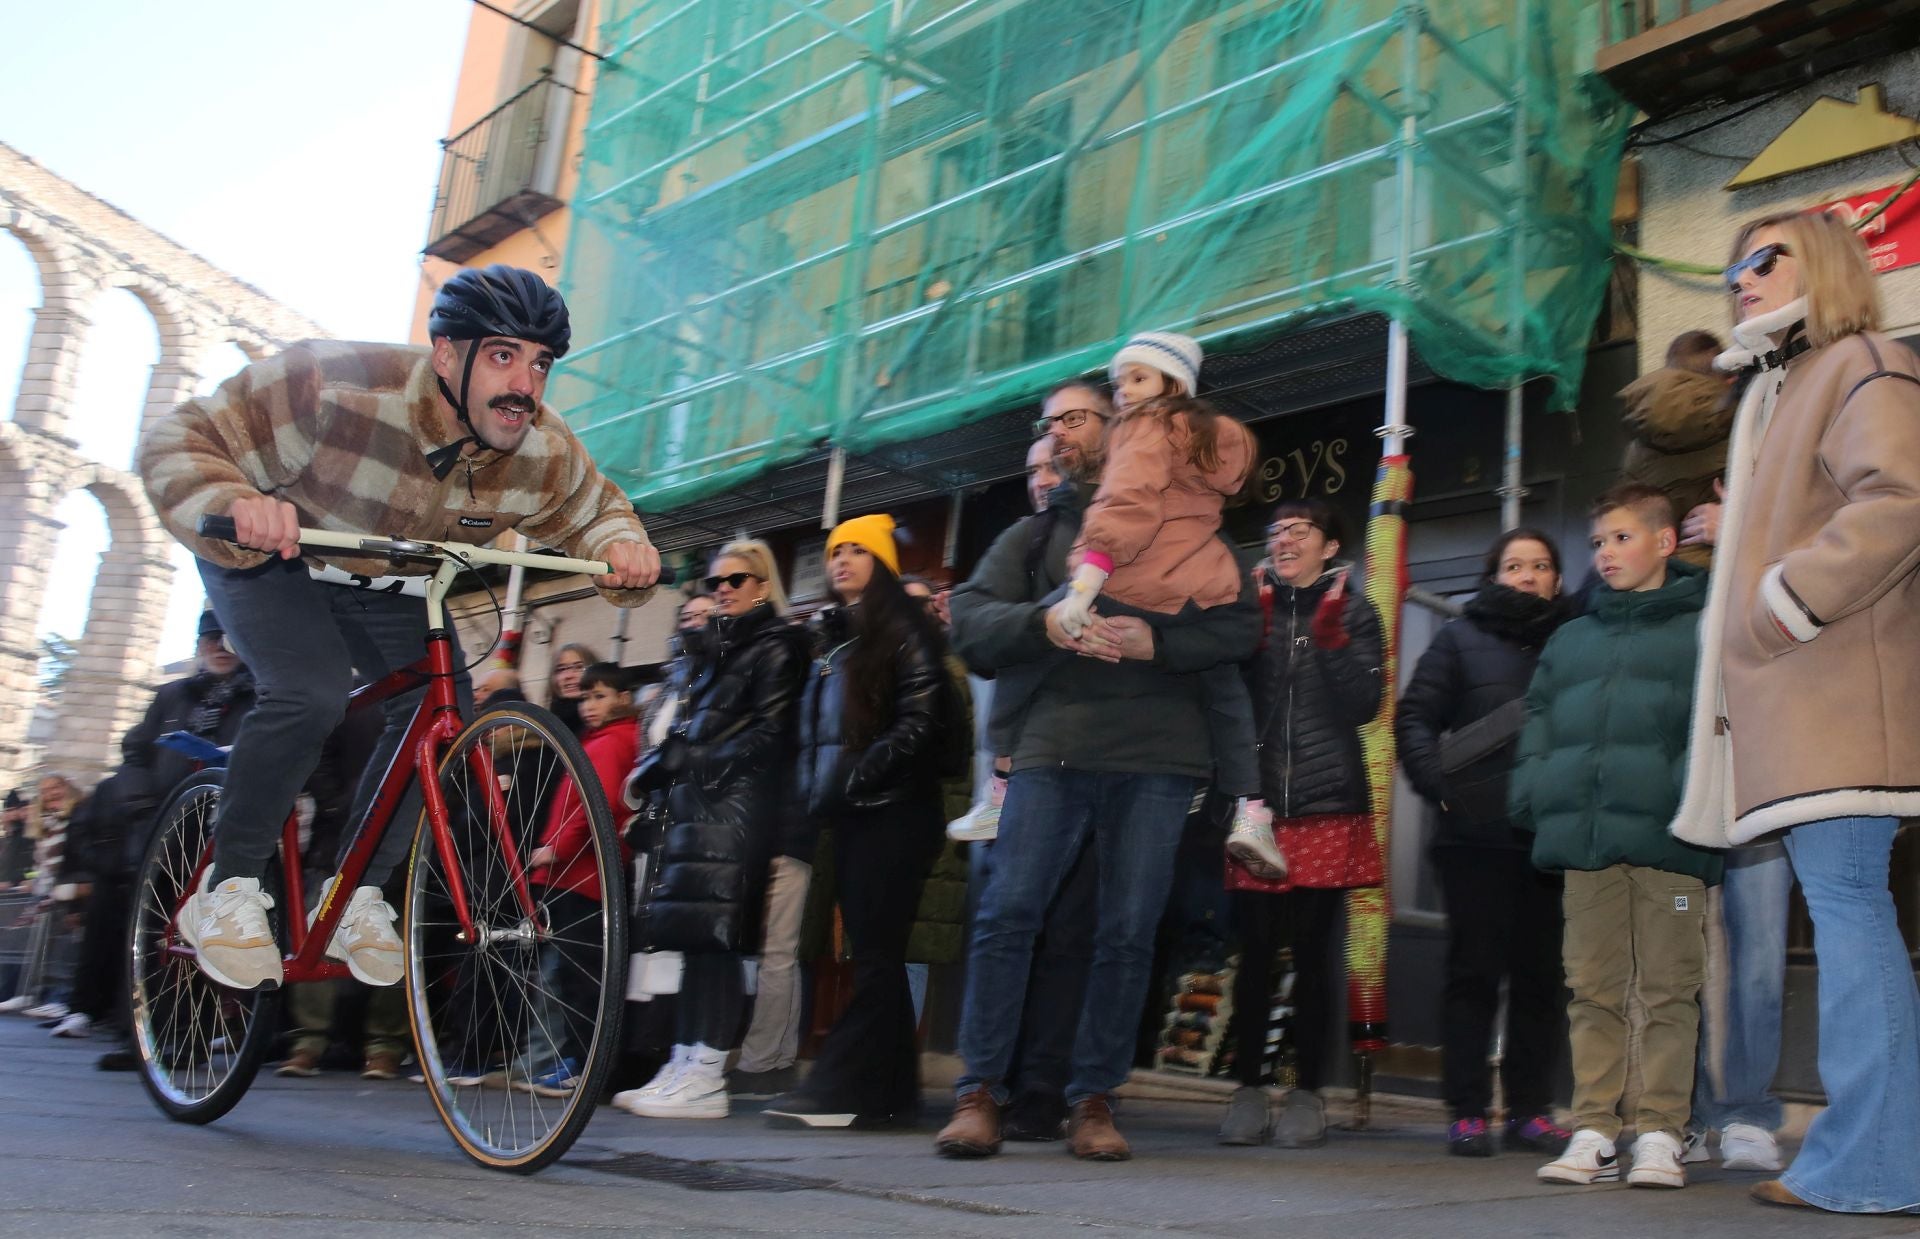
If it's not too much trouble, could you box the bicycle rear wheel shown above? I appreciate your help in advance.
[405,703,626,1173]
[129,770,282,1123]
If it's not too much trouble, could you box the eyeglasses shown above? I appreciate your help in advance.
[703,571,764,592]
[553,661,586,674]
[1031,407,1109,437]
[1268,520,1322,543]
[1724,242,1790,293]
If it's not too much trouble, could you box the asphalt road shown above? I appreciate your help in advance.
[0,1019,1905,1237]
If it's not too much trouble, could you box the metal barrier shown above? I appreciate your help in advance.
[0,891,80,1003]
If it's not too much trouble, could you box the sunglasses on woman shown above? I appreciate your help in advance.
[703,570,764,592]
[1724,242,1790,293]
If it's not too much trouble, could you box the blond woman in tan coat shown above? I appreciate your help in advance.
[1670,210,1920,1215]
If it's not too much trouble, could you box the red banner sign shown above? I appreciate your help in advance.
[1816,182,1920,274]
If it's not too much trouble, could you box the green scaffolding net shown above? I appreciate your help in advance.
[559,0,1632,513]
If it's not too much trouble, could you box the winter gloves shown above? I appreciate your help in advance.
[1049,560,1110,638]
[1310,574,1351,650]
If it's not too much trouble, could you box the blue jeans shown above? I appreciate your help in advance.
[1693,840,1793,1132]
[956,768,1197,1105]
[1780,817,1920,1214]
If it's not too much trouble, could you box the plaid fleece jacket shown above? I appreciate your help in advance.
[138,341,654,604]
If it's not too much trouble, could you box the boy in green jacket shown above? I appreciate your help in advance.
[1508,483,1722,1191]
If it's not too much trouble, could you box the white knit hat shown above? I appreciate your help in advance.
[1109,330,1202,396]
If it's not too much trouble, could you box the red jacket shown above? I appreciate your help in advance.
[532,716,637,901]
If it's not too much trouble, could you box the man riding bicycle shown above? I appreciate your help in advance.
[136,265,661,994]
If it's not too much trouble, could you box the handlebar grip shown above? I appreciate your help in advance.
[197,514,239,542]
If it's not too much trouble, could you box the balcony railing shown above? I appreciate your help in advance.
[1596,0,1919,119]
[425,76,574,262]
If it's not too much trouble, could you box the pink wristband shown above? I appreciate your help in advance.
[1082,550,1114,574]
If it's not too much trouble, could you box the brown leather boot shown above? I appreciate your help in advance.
[934,1089,1003,1158]
[1067,1095,1131,1161]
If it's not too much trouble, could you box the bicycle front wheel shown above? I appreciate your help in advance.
[405,703,626,1173]
[129,770,282,1123]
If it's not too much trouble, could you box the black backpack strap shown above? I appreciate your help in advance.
[1844,335,1920,407]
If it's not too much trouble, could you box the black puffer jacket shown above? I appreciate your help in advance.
[1255,568,1384,817]
[638,603,808,954]
[66,670,256,880]
[788,603,947,856]
[1396,585,1570,851]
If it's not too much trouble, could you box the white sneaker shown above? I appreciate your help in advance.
[50,1012,91,1038]
[1718,1122,1784,1172]
[313,878,403,987]
[1537,1128,1620,1184]
[613,1047,690,1113]
[0,995,32,1014]
[1681,1128,1710,1163]
[624,1057,729,1119]
[947,776,1006,843]
[1628,1130,1687,1188]
[180,873,282,990]
[1224,800,1287,880]
[25,1000,69,1021]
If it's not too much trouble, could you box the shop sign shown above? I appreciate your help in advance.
[1817,182,1920,275]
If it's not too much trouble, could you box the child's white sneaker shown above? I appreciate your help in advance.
[1224,799,1286,879]
[1537,1128,1620,1185]
[947,775,1006,843]
[1628,1130,1687,1188]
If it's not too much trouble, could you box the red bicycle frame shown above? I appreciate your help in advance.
[173,628,539,983]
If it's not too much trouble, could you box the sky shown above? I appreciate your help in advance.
[0,0,474,670]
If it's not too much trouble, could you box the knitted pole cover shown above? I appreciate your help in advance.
[1347,452,1411,1054]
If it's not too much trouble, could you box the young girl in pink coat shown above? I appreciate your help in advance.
[1050,331,1276,865]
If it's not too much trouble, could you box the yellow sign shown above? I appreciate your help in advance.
[1728,85,1920,190]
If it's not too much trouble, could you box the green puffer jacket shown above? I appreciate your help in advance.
[1507,560,1723,883]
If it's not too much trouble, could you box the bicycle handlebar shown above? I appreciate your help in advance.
[196,515,677,585]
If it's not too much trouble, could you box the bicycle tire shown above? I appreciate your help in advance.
[405,703,626,1173]
[129,769,283,1124]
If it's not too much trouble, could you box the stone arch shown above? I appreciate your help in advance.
[45,466,174,780]
[88,269,203,468]
[1,207,99,442]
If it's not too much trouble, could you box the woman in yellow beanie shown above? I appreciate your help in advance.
[764,513,953,1129]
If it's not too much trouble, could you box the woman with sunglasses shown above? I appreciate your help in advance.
[765,513,949,1130]
[617,540,808,1119]
[1670,209,1920,1214]
[1216,497,1384,1148]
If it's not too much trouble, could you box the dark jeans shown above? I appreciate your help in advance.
[69,875,130,1024]
[998,838,1096,1102]
[1230,887,1342,1090]
[801,807,941,1117]
[676,952,746,1051]
[957,767,1198,1104]
[1433,847,1565,1120]
[199,557,470,887]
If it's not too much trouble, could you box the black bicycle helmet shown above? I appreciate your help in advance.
[428,264,571,357]
[426,266,571,458]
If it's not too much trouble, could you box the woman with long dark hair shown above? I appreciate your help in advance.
[765,514,949,1129]
[1397,528,1572,1157]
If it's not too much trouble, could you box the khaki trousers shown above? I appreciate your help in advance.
[1562,863,1706,1141]
[735,855,813,1073]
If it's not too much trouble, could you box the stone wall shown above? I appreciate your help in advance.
[0,142,327,786]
